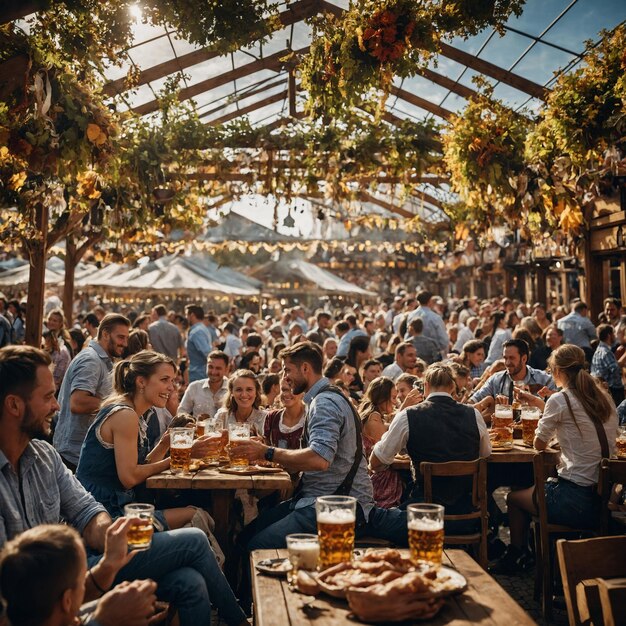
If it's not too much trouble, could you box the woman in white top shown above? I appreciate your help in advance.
[493,344,618,574]
[215,369,267,436]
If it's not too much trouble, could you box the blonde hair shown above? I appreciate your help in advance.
[548,344,613,426]
[358,376,395,422]
[423,363,456,390]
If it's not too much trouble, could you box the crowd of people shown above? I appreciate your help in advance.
[0,289,625,625]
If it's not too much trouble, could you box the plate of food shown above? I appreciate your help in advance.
[255,557,291,577]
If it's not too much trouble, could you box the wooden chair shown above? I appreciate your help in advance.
[419,458,489,569]
[532,452,595,621]
[599,458,626,535]
[596,576,626,626]
[556,536,626,626]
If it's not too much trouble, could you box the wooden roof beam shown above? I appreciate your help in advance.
[204,90,287,125]
[390,86,453,120]
[438,42,547,100]
[133,46,306,116]
[104,0,319,97]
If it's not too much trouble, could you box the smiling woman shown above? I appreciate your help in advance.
[215,369,267,437]
[75,350,198,530]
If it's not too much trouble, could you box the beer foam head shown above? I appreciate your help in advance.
[288,541,320,553]
[172,442,193,449]
[316,509,356,524]
[408,518,444,531]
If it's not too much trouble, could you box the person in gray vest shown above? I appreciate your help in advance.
[370,363,491,523]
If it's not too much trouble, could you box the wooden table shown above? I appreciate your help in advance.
[251,548,535,625]
[146,467,292,555]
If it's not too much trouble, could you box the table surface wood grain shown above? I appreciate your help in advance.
[251,548,535,626]
[146,467,293,491]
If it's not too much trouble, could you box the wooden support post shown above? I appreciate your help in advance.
[25,203,48,347]
[583,233,605,320]
[536,268,547,309]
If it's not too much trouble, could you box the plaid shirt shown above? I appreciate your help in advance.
[591,342,624,390]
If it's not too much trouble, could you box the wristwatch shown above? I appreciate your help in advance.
[264,446,276,462]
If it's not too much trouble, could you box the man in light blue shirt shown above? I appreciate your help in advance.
[234,342,407,550]
[557,301,597,351]
[53,313,130,470]
[407,290,449,357]
[336,313,368,358]
[469,338,556,406]
[185,305,213,383]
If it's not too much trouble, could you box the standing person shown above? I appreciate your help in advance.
[7,300,25,344]
[406,317,441,365]
[311,311,334,343]
[604,297,622,328]
[220,322,243,366]
[83,312,100,339]
[178,351,229,418]
[235,342,407,550]
[215,369,267,436]
[148,304,184,361]
[263,379,306,450]
[532,302,552,331]
[557,301,597,360]
[358,377,403,508]
[0,345,248,626]
[484,311,511,367]
[493,345,618,574]
[43,329,71,391]
[591,324,625,406]
[185,305,212,383]
[54,314,131,471]
[406,291,449,358]
[336,314,368,358]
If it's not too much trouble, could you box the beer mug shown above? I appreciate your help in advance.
[315,495,357,568]
[493,403,514,429]
[124,503,155,551]
[228,422,251,469]
[286,533,320,582]
[170,427,194,474]
[407,503,444,566]
[521,406,542,447]
[202,418,223,464]
[616,427,626,459]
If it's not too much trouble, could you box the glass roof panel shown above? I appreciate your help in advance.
[185,56,234,86]
[259,26,291,56]
[102,58,134,83]
[440,93,469,114]
[129,36,175,69]
[246,101,286,124]
[446,29,494,56]
[387,101,429,122]
[427,56,466,82]
[394,75,450,104]
[491,82,536,110]
[511,43,575,85]
[170,34,202,57]
[542,0,626,51]
[504,0,572,37]
[126,21,169,48]
[123,83,158,109]
[477,30,534,68]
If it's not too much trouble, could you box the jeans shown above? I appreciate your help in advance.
[246,501,408,551]
[88,528,245,626]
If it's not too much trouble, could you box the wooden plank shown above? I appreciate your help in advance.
[251,472,293,491]
[133,47,306,116]
[146,472,193,489]
[390,85,453,120]
[417,66,476,100]
[192,468,255,490]
[251,550,292,625]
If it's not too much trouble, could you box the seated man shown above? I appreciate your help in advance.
[0,346,247,626]
[234,342,407,549]
[178,350,229,418]
[370,364,491,523]
[0,523,161,626]
[468,338,556,417]
[381,341,418,382]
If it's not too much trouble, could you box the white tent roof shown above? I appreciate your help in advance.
[0,260,64,287]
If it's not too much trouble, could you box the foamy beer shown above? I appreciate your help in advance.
[521,406,542,446]
[202,418,222,463]
[170,427,194,473]
[407,503,445,566]
[124,503,155,551]
[228,422,251,469]
[286,533,320,581]
[195,420,206,438]
[315,495,357,568]
[492,404,514,429]
[616,428,626,459]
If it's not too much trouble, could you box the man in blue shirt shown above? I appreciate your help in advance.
[185,305,213,383]
[557,301,597,360]
[469,338,556,411]
[234,342,407,550]
[407,291,449,358]
[336,313,368,358]
[54,313,130,471]
[591,324,625,406]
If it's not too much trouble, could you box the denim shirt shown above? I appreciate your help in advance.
[298,378,375,516]
[407,306,449,354]
[0,440,106,546]
[186,323,213,382]
[557,311,597,348]
[470,365,556,403]
[53,340,113,465]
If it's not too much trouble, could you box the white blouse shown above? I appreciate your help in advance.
[215,407,267,437]
[535,389,618,486]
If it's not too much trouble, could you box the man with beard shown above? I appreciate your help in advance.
[53,314,130,471]
[178,350,229,418]
[0,345,249,626]
[235,341,406,550]
[469,338,555,414]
